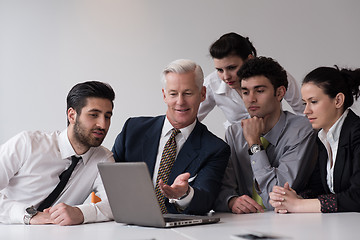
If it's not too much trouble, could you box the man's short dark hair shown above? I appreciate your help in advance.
[237,57,288,92]
[66,81,115,125]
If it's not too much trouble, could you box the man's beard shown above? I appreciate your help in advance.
[73,118,105,149]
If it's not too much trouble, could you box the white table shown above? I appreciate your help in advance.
[1,211,359,240]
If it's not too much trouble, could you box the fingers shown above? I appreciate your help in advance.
[269,199,283,208]
[284,182,290,190]
[48,203,66,225]
[160,181,188,199]
[231,195,264,214]
[160,184,175,198]
[43,207,51,213]
[159,173,191,199]
[278,209,288,214]
[178,172,190,182]
[49,203,72,226]
[272,185,286,195]
[29,211,54,225]
[274,207,288,214]
[48,203,84,226]
[269,191,285,201]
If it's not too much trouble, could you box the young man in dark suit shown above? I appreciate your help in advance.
[112,59,230,215]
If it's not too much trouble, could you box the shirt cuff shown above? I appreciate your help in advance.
[169,186,194,210]
[250,151,271,173]
[226,195,238,211]
[9,202,28,224]
[76,201,113,224]
[318,194,338,213]
[77,203,96,223]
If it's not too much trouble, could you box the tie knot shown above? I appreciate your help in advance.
[71,155,82,165]
[260,137,270,150]
[170,128,181,138]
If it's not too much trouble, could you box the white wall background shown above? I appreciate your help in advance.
[1,0,360,149]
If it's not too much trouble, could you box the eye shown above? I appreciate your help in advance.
[311,100,318,104]
[216,68,224,73]
[227,66,236,70]
[90,114,98,117]
[255,87,265,93]
[241,90,249,95]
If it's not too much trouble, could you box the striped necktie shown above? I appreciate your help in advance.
[252,137,269,209]
[155,128,180,214]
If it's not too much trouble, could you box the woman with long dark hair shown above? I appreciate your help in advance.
[270,66,360,213]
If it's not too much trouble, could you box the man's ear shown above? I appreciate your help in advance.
[276,86,286,101]
[162,88,167,103]
[200,86,206,102]
[67,107,77,125]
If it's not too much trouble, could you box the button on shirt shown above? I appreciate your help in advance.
[198,70,304,129]
[318,109,349,194]
[153,117,196,208]
[0,129,114,224]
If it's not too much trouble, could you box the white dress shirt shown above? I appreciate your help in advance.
[198,70,305,128]
[318,109,349,194]
[0,129,114,224]
[152,117,196,208]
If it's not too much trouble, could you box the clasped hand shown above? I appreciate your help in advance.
[269,182,302,213]
[30,203,84,226]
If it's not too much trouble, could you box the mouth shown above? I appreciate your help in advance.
[175,108,190,113]
[92,129,105,138]
[226,81,236,86]
[248,106,260,111]
[307,117,316,123]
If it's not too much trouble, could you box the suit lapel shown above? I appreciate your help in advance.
[333,111,355,192]
[318,143,330,192]
[169,121,203,183]
[142,116,165,176]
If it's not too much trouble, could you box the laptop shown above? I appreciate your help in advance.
[98,162,220,228]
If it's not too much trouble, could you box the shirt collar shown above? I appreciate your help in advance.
[318,109,349,144]
[58,128,95,164]
[263,111,286,146]
[163,117,196,141]
[213,75,242,104]
[214,80,229,95]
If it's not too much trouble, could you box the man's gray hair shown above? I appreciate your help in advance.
[161,59,204,92]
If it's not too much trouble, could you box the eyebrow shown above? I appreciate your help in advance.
[302,96,315,101]
[241,85,267,90]
[88,109,113,115]
[168,89,193,92]
[216,64,237,70]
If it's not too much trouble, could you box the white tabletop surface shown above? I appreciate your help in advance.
[1,211,359,240]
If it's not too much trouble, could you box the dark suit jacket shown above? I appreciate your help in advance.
[304,110,360,212]
[112,115,230,214]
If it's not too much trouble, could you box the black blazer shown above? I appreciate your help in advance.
[305,110,360,212]
[112,115,230,214]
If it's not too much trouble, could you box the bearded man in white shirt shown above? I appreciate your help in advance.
[0,81,115,225]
